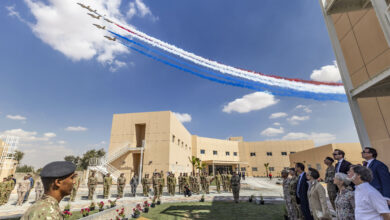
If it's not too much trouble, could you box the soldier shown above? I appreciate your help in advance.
[130,174,138,197]
[184,173,190,192]
[222,172,227,192]
[288,168,301,220]
[103,173,112,199]
[35,180,44,201]
[17,176,30,206]
[4,176,13,204]
[203,173,212,194]
[0,178,6,205]
[141,174,150,197]
[159,171,165,197]
[170,173,176,196]
[152,173,160,201]
[117,173,126,198]
[178,173,183,194]
[227,172,232,192]
[21,161,76,219]
[324,157,337,209]
[215,172,222,193]
[88,171,98,200]
[70,174,80,202]
[282,170,294,219]
[230,171,240,203]
[167,173,171,195]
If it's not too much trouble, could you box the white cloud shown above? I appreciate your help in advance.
[310,61,341,83]
[282,132,336,146]
[0,129,56,142]
[58,140,66,144]
[7,0,155,71]
[6,115,27,121]
[127,0,157,21]
[295,105,312,113]
[173,112,192,123]
[273,122,281,126]
[261,127,284,137]
[287,115,310,125]
[65,126,88,131]
[223,92,279,114]
[269,112,287,119]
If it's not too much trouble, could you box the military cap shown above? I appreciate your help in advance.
[40,161,76,178]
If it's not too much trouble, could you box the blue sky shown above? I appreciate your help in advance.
[0,0,358,168]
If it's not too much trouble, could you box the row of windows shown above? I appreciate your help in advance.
[250,151,295,157]
[172,135,190,150]
[251,167,275,172]
[200,149,238,156]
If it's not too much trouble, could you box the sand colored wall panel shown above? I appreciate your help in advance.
[195,136,240,162]
[351,67,370,88]
[340,31,365,74]
[347,9,369,26]
[366,49,390,76]
[334,14,351,41]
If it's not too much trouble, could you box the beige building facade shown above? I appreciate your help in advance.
[0,139,18,180]
[104,111,315,181]
[321,0,390,167]
[289,143,362,179]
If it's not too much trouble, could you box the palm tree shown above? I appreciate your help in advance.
[264,163,270,177]
[197,162,207,174]
[188,156,200,175]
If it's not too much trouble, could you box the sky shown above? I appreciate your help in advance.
[0,0,359,168]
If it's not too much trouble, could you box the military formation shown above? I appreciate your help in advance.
[0,176,15,205]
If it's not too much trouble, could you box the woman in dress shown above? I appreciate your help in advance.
[334,173,355,220]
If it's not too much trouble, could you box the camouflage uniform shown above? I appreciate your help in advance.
[215,173,222,193]
[70,176,80,202]
[35,181,44,202]
[325,165,337,209]
[5,179,13,204]
[117,175,126,198]
[142,174,150,197]
[21,194,62,220]
[204,175,211,194]
[152,174,160,200]
[221,173,227,192]
[103,175,112,199]
[0,181,5,205]
[159,172,165,197]
[230,174,240,202]
[227,173,232,192]
[288,176,301,220]
[283,178,294,219]
[178,174,183,194]
[88,174,98,200]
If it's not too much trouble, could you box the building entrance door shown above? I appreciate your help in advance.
[210,165,233,175]
[133,153,140,176]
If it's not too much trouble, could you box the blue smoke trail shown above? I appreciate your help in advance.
[110,31,347,102]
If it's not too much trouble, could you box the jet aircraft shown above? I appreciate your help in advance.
[104,36,116,41]
[87,13,101,19]
[93,24,106,30]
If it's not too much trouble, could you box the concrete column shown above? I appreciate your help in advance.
[212,162,215,177]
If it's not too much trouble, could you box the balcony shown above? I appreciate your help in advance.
[325,0,371,14]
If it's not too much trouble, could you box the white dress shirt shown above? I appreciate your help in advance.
[366,158,374,168]
[355,182,390,220]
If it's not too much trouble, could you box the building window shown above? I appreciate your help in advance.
[266,152,272,156]
[200,149,205,154]
[316,163,321,171]
[252,167,258,171]
[290,151,296,154]
[213,150,218,155]
[226,151,230,156]
[178,139,180,145]
[269,167,275,171]
[233,152,238,156]
[250,152,256,156]
[281,152,287,156]
[172,135,175,143]
[241,167,246,171]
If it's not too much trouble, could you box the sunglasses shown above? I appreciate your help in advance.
[332,153,339,156]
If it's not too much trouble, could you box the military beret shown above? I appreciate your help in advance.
[40,161,76,178]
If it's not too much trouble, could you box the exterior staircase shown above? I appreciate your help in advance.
[88,143,144,181]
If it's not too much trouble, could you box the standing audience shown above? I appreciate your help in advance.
[17,176,30,206]
[34,181,44,202]
[295,162,313,220]
[334,173,355,220]
[348,165,390,220]
[324,157,337,209]
[288,168,301,220]
[282,170,294,219]
[307,168,331,220]
[362,147,390,205]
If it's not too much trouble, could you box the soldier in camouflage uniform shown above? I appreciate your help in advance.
[222,172,227,192]
[142,174,150,197]
[35,181,44,201]
[21,161,76,219]
[178,173,183,194]
[215,172,222,193]
[288,168,301,220]
[0,178,6,205]
[117,173,126,198]
[152,173,160,200]
[203,173,212,194]
[324,157,337,209]
[230,172,240,203]
[159,171,165,197]
[184,173,190,192]
[70,175,80,202]
[103,173,113,199]
[227,172,232,192]
[88,171,98,200]
[282,170,294,219]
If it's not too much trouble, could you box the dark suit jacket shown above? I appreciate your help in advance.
[335,159,352,174]
[368,159,390,198]
[296,172,314,220]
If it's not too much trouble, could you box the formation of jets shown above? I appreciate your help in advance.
[78,3,116,42]
[104,36,116,41]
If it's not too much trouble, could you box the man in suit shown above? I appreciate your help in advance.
[362,147,390,206]
[295,163,313,220]
[333,149,351,174]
